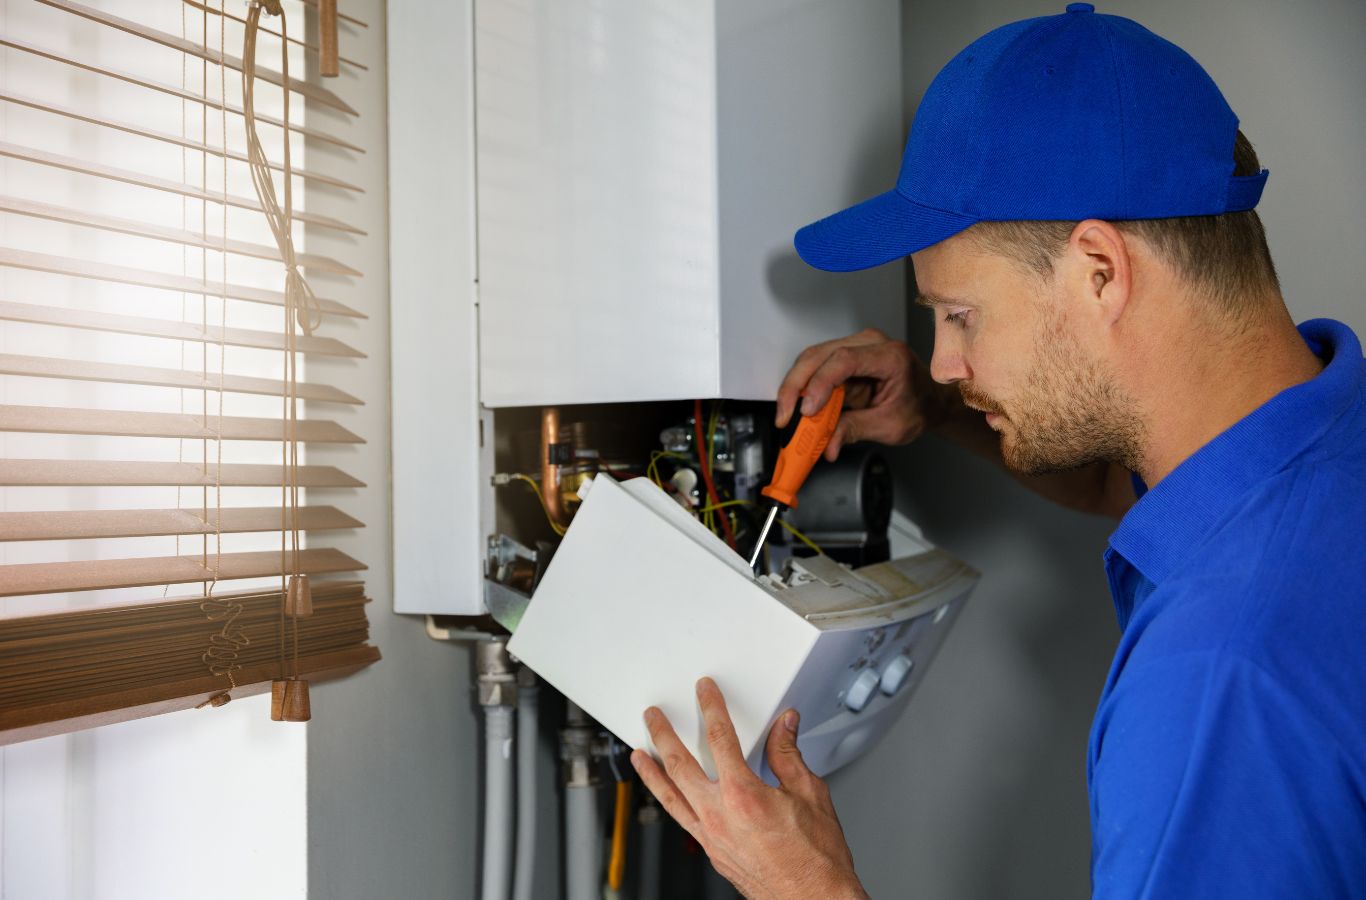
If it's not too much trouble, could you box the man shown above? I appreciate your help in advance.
[629,4,1366,898]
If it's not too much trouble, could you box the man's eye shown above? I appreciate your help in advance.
[943,309,971,328]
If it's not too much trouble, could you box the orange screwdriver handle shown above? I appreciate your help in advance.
[761,384,845,509]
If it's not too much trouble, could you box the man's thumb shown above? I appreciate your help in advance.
[765,709,815,790]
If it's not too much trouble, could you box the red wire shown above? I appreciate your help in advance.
[694,398,736,549]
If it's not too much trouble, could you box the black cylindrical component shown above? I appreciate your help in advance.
[787,444,893,538]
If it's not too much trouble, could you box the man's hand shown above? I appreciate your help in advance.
[631,677,868,900]
[775,327,949,461]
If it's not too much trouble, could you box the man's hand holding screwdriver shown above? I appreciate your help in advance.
[774,327,958,462]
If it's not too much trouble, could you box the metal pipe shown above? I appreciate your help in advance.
[563,702,601,900]
[478,640,518,900]
[541,406,572,531]
[565,784,601,900]
[512,669,540,900]
[482,705,515,900]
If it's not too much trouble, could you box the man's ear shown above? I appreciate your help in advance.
[1068,219,1132,326]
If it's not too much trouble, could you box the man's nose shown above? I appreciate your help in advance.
[929,333,970,385]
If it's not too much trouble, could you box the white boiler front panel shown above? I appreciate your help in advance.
[508,476,977,781]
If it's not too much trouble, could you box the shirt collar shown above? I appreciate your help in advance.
[1109,318,1363,585]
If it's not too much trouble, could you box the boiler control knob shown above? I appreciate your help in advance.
[844,670,881,712]
[880,654,915,695]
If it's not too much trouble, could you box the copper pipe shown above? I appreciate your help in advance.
[541,407,572,531]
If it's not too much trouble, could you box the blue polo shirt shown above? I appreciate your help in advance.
[1089,319,1366,898]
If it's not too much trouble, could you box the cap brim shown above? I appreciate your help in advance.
[794,189,979,273]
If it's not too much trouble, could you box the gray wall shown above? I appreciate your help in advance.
[826,2,1366,899]
[302,3,484,898]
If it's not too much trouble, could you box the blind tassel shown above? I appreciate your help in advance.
[285,573,313,617]
[271,678,311,721]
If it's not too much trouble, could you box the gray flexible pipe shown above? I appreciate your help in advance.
[565,784,601,900]
[637,799,663,900]
[482,705,516,900]
[512,683,540,900]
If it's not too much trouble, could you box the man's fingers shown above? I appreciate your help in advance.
[801,340,907,419]
[843,379,876,411]
[776,344,832,428]
[824,418,851,462]
[775,331,886,428]
[832,405,919,457]
[696,677,754,783]
[798,348,857,419]
[764,709,822,803]
[631,749,702,837]
[643,706,710,792]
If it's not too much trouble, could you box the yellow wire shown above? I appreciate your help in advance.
[778,518,823,555]
[697,499,824,555]
[508,474,567,536]
[646,450,687,490]
[698,499,747,513]
[503,457,823,554]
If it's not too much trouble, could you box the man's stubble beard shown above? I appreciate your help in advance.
[962,309,1145,477]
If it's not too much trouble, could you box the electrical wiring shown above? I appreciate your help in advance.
[705,406,747,541]
[698,499,824,556]
[705,403,721,535]
[645,450,688,490]
[700,496,741,536]
[597,463,642,480]
[778,518,824,555]
[694,398,736,549]
[504,442,822,551]
[500,474,567,536]
[698,499,748,513]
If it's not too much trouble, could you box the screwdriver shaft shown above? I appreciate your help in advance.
[748,504,780,569]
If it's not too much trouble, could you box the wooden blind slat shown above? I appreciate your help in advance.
[0,141,365,235]
[0,299,365,358]
[0,547,366,598]
[0,405,364,443]
[0,459,364,488]
[0,645,380,745]
[0,352,361,404]
[0,352,362,404]
[1,580,364,630]
[0,248,366,319]
[34,0,359,117]
[0,506,362,541]
[3,638,371,705]
[1,91,362,193]
[0,194,362,277]
[0,36,365,153]
[3,618,369,696]
[1,245,348,313]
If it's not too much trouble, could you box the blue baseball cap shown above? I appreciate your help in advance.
[794,3,1270,272]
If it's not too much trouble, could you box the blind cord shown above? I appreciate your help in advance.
[243,0,308,691]
[197,0,243,703]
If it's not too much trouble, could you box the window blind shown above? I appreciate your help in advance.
[0,0,378,742]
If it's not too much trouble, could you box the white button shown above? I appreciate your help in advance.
[880,654,914,695]
[844,670,881,712]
